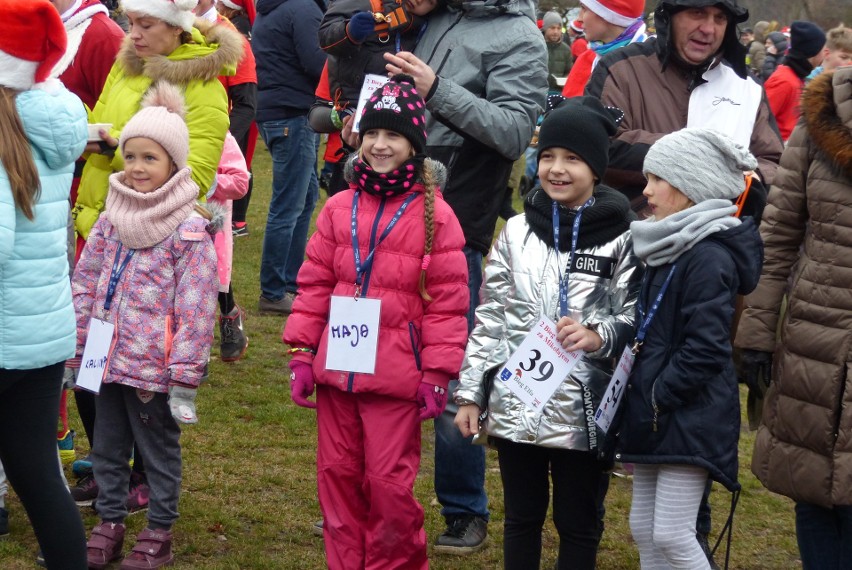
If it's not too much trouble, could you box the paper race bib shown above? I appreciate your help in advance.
[76,318,115,394]
[325,295,381,374]
[594,344,634,433]
[353,74,389,133]
[498,317,583,413]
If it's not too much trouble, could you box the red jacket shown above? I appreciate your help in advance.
[283,163,469,400]
[764,64,803,141]
[54,0,124,111]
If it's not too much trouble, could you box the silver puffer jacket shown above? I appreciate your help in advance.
[455,214,643,451]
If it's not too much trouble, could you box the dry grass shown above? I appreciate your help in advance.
[0,144,801,569]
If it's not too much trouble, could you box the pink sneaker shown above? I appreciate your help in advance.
[120,528,174,569]
[126,472,150,515]
[87,521,126,569]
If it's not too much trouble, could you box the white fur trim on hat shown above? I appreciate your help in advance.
[581,0,644,28]
[220,0,241,9]
[0,51,39,91]
[121,0,199,31]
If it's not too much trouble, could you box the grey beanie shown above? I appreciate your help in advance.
[643,128,758,204]
[542,11,562,30]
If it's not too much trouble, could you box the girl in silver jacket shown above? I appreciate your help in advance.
[454,97,643,569]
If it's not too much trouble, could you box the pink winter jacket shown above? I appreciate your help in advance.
[72,215,219,393]
[209,132,249,291]
[283,171,469,401]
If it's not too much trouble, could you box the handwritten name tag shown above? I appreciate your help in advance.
[353,74,389,133]
[499,317,583,413]
[325,295,381,374]
[76,318,115,394]
[594,344,634,433]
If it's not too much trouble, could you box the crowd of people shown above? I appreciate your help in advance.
[0,0,849,569]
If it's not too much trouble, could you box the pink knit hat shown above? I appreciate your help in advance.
[120,82,190,169]
[581,0,645,27]
[121,0,199,32]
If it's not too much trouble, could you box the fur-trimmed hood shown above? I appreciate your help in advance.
[343,154,448,190]
[117,18,243,83]
[802,68,852,180]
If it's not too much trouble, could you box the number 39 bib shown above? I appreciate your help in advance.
[498,317,583,413]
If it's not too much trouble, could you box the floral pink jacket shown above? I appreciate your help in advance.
[71,214,218,392]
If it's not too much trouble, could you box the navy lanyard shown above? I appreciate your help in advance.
[552,197,595,318]
[632,265,677,354]
[394,21,428,53]
[351,191,418,296]
[104,244,134,311]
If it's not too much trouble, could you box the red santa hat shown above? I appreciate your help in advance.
[570,19,584,33]
[0,0,67,91]
[121,0,200,32]
[581,0,645,28]
[220,0,256,25]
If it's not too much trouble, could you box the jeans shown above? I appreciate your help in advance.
[434,246,489,520]
[795,502,852,569]
[523,145,538,182]
[258,116,319,301]
[495,438,605,570]
[0,364,87,569]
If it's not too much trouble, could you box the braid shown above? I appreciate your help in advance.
[419,162,436,302]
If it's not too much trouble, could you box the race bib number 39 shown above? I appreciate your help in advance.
[499,317,582,413]
[325,295,381,374]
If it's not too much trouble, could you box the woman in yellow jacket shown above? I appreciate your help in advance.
[73,0,242,243]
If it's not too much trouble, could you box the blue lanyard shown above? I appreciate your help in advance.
[632,265,677,354]
[351,191,418,296]
[552,197,595,318]
[104,244,134,311]
[395,21,428,53]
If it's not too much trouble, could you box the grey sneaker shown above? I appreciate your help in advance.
[312,519,323,537]
[258,292,296,315]
[219,306,248,361]
[434,515,487,555]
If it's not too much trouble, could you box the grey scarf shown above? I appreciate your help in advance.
[630,199,741,267]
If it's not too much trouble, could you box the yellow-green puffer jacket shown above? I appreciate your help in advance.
[73,20,243,240]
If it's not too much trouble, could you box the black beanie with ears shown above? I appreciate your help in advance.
[536,96,624,181]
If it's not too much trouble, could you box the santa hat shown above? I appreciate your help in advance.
[581,0,645,27]
[220,0,256,25]
[121,0,199,32]
[570,19,584,33]
[0,0,66,91]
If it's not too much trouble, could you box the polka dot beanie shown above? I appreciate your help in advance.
[358,74,427,154]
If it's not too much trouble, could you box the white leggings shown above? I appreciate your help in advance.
[630,463,711,570]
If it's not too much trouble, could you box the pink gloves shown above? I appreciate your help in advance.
[289,361,316,409]
[417,382,447,421]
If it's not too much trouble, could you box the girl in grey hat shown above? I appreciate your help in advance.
[616,128,764,568]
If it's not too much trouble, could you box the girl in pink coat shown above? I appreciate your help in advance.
[209,132,250,361]
[283,74,469,569]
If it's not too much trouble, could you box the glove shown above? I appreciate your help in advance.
[168,385,198,424]
[347,12,378,43]
[289,361,316,409]
[63,367,79,390]
[740,349,773,395]
[416,382,447,421]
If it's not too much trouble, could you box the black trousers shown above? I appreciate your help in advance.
[495,437,606,570]
[0,363,87,569]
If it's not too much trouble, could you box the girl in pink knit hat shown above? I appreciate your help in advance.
[70,81,219,570]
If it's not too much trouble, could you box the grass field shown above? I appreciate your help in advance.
[0,143,802,569]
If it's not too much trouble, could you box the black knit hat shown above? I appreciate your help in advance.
[789,21,826,58]
[536,96,623,181]
[358,74,427,154]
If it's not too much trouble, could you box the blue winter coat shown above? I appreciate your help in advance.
[615,219,763,491]
[0,85,88,370]
[253,0,327,122]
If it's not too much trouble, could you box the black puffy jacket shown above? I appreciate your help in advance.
[615,219,762,491]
